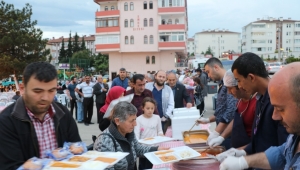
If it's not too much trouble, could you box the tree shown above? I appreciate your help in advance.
[58,38,67,63]
[93,53,108,73]
[48,55,53,63]
[0,1,49,79]
[73,32,80,53]
[273,56,277,61]
[205,46,213,56]
[66,32,73,60]
[70,50,91,71]
[190,52,195,56]
[81,36,86,50]
[201,51,204,54]
[267,55,271,61]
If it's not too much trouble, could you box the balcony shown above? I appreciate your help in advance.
[96,27,120,33]
[95,44,120,52]
[158,7,185,14]
[158,24,185,31]
[175,62,188,67]
[158,42,186,50]
[95,10,120,17]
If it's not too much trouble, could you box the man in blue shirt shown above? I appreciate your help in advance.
[111,68,129,89]
[198,58,237,149]
[219,53,294,170]
[67,77,77,119]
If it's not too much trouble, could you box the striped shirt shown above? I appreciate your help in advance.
[77,82,95,98]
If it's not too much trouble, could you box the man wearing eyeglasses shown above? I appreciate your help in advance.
[208,69,257,148]
[218,52,289,169]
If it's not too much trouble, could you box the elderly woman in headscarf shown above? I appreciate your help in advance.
[94,101,168,170]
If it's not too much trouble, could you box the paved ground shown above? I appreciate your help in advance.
[73,93,217,145]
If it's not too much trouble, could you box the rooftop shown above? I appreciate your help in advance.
[195,29,240,34]
[48,35,95,44]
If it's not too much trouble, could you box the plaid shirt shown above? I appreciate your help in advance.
[27,105,57,158]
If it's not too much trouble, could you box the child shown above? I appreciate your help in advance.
[134,97,163,170]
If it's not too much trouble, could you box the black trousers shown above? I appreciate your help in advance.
[70,98,77,119]
[96,103,105,124]
[83,97,93,124]
[139,157,153,170]
[197,101,205,116]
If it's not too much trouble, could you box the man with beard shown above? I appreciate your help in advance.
[75,75,95,126]
[197,58,237,149]
[217,52,288,169]
[0,62,81,170]
[219,62,300,170]
[146,70,174,133]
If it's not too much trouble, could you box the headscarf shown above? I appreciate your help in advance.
[100,86,125,113]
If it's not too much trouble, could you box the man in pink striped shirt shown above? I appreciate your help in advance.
[0,62,81,170]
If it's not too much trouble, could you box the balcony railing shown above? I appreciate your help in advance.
[158,7,185,13]
[96,10,120,17]
[158,24,185,30]
[96,27,120,33]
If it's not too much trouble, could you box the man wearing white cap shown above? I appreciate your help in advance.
[208,70,257,148]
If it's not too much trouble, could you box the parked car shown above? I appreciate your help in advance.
[266,62,282,74]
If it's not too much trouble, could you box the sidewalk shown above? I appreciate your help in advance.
[75,94,217,145]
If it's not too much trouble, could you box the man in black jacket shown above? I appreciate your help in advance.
[0,62,81,170]
[93,75,109,124]
[167,72,192,108]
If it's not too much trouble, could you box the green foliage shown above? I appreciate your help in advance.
[267,55,271,61]
[93,53,108,73]
[285,57,300,63]
[58,39,67,63]
[73,32,80,53]
[67,32,73,59]
[205,46,213,56]
[274,49,278,53]
[190,52,195,56]
[0,1,49,78]
[70,50,91,71]
[48,55,52,63]
[273,56,277,61]
[81,37,86,50]
[201,51,204,54]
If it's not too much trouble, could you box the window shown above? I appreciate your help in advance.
[150,35,154,44]
[296,23,300,28]
[286,24,291,28]
[268,40,272,43]
[286,32,291,36]
[149,1,153,9]
[162,19,166,25]
[130,19,134,27]
[294,47,300,51]
[96,35,120,44]
[258,48,262,51]
[111,6,114,10]
[267,47,272,51]
[130,36,134,44]
[124,2,128,11]
[296,31,300,35]
[144,35,148,44]
[152,56,155,64]
[125,36,129,44]
[124,19,128,27]
[169,0,173,6]
[105,6,108,11]
[175,18,179,24]
[295,39,300,44]
[144,1,147,9]
[146,56,150,64]
[130,2,134,10]
[162,0,165,7]
[167,19,172,25]
[96,17,119,27]
[149,18,153,27]
[144,18,148,27]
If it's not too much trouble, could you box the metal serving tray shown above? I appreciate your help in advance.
[182,130,209,145]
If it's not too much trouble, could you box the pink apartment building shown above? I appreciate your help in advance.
[94,0,188,78]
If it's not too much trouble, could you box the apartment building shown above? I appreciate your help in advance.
[193,29,241,57]
[94,0,188,78]
[47,35,96,66]
[187,38,195,55]
[242,17,300,59]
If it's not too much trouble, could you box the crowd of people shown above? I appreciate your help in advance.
[1,51,300,170]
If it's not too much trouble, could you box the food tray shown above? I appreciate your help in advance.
[191,146,225,159]
[144,146,200,165]
[44,160,109,170]
[82,151,129,167]
[182,130,209,145]
[138,136,175,145]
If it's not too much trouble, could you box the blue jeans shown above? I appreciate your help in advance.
[76,101,83,121]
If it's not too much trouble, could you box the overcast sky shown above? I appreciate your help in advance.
[10,0,300,39]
